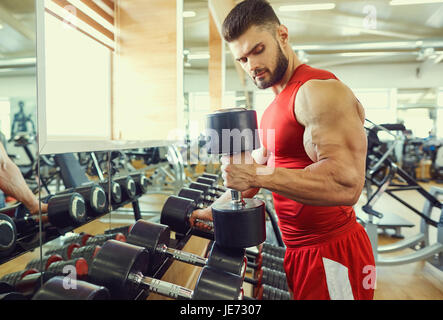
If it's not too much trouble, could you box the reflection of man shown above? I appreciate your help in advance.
[11,101,36,138]
[192,0,374,300]
[0,142,47,214]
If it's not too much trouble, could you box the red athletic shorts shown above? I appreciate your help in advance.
[283,221,376,300]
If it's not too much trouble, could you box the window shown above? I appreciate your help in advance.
[353,89,397,125]
[43,11,111,140]
[188,92,210,139]
[0,100,11,141]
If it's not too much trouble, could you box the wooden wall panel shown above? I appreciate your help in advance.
[113,0,182,141]
[209,10,224,112]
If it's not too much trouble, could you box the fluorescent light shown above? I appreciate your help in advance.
[183,11,196,18]
[279,3,336,12]
[390,0,443,5]
[188,53,210,60]
[0,24,3,30]
[339,52,409,57]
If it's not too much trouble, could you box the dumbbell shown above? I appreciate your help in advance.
[61,232,93,247]
[44,258,89,281]
[15,192,87,230]
[99,180,122,205]
[5,271,59,299]
[89,239,244,300]
[0,292,27,300]
[44,242,82,260]
[104,224,133,238]
[0,213,17,258]
[0,193,87,256]
[243,266,289,293]
[206,108,266,248]
[127,220,246,277]
[65,183,108,217]
[25,254,63,271]
[255,284,291,300]
[84,232,126,246]
[129,173,150,196]
[177,187,211,208]
[247,252,285,273]
[113,175,137,203]
[187,182,220,201]
[0,269,39,287]
[160,195,214,239]
[245,242,286,263]
[195,176,226,194]
[70,245,101,265]
[33,276,110,300]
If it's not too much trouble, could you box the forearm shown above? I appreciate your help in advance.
[254,160,364,206]
[210,187,260,207]
[0,159,38,210]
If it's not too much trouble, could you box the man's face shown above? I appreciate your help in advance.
[228,25,288,89]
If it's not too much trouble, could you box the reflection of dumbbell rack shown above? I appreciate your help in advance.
[0,175,149,266]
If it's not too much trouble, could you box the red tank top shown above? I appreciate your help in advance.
[260,64,357,248]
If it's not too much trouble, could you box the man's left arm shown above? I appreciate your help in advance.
[223,79,367,207]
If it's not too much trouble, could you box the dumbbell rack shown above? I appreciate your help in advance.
[0,191,144,267]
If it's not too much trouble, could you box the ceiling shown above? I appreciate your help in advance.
[184,0,443,70]
[0,0,36,76]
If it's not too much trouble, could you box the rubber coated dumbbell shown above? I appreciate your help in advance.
[246,242,286,260]
[160,195,214,239]
[4,271,59,300]
[61,232,93,246]
[84,232,126,246]
[99,180,122,205]
[89,240,245,300]
[33,276,110,300]
[25,254,63,271]
[129,173,150,196]
[127,220,247,276]
[206,108,266,248]
[104,224,133,238]
[113,175,137,203]
[45,258,89,281]
[59,183,108,217]
[70,245,101,265]
[0,269,39,287]
[195,176,226,194]
[0,213,17,258]
[177,187,211,209]
[255,284,291,300]
[247,252,285,273]
[244,266,289,293]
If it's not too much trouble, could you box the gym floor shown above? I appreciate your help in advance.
[356,181,443,300]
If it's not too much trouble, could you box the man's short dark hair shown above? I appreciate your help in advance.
[222,0,281,42]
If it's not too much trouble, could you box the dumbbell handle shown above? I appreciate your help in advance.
[231,190,245,208]
[156,244,207,268]
[129,272,193,300]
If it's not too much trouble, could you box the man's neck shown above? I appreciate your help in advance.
[271,51,302,95]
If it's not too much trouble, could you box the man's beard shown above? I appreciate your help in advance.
[253,45,289,89]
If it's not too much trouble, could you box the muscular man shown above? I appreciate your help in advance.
[191,0,375,300]
[0,142,47,214]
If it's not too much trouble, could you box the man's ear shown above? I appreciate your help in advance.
[276,24,289,47]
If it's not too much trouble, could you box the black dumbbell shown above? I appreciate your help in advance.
[256,284,291,300]
[0,292,27,300]
[59,183,108,217]
[32,276,110,300]
[45,258,89,281]
[187,182,219,201]
[177,187,211,208]
[99,180,122,205]
[129,173,150,196]
[113,176,137,203]
[0,213,17,258]
[247,252,285,273]
[84,232,126,246]
[246,242,286,263]
[195,176,226,194]
[243,266,289,293]
[61,232,93,246]
[89,240,244,300]
[206,108,266,248]
[104,224,133,238]
[70,245,101,265]
[160,195,214,239]
[127,220,246,276]
[0,269,39,287]
[44,242,82,260]
[8,271,59,299]
[25,254,64,271]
